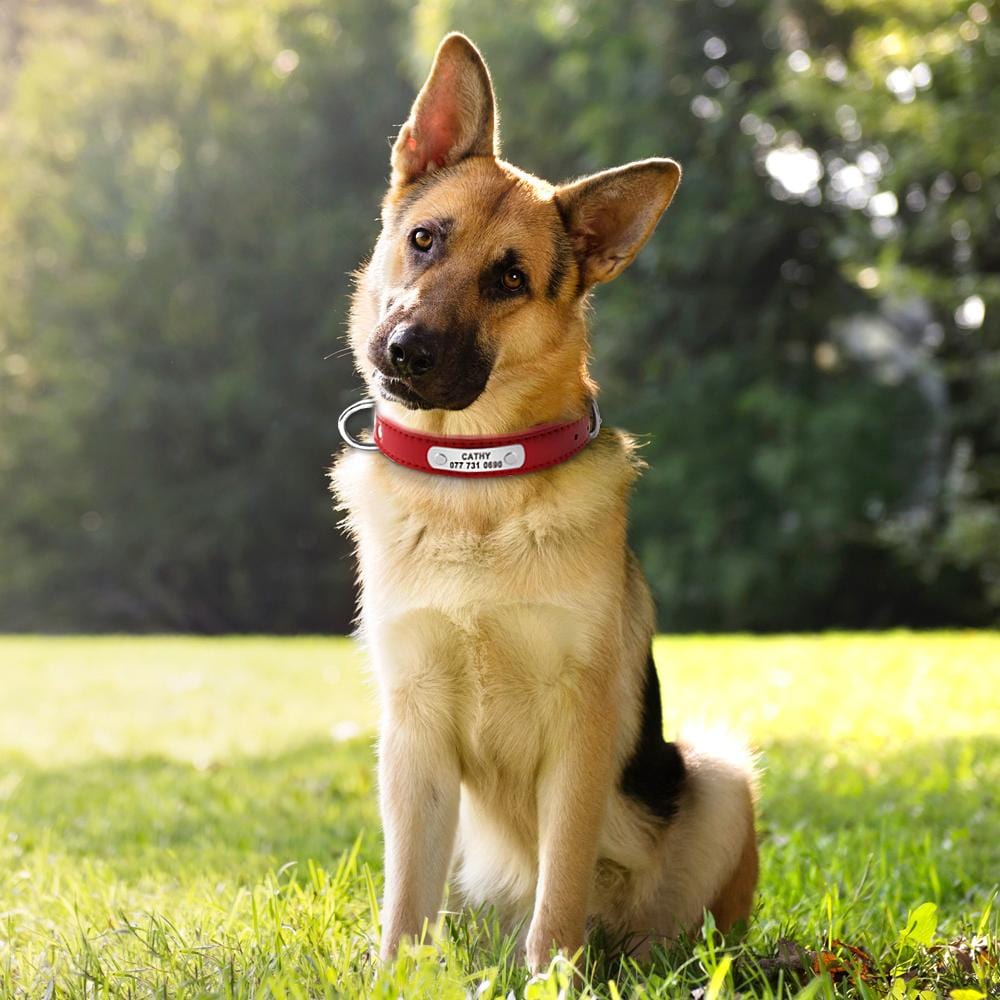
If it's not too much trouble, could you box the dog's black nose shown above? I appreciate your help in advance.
[387,325,436,378]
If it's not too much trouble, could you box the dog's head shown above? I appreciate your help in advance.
[349,33,680,429]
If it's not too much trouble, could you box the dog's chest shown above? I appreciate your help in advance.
[393,600,593,788]
[334,449,626,782]
[356,483,586,616]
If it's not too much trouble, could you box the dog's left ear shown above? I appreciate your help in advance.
[391,33,497,188]
[555,158,681,287]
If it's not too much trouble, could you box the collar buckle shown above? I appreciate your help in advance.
[587,397,602,440]
[337,398,378,451]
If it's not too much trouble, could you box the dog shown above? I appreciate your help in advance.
[331,32,758,972]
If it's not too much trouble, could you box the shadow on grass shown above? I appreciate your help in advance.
[1,735,997,911]
[0,739,381,881]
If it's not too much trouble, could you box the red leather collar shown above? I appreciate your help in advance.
[337,399,601,478]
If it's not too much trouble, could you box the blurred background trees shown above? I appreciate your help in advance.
[0,0,996,633]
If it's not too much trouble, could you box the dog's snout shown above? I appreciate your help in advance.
[386,325,437,379]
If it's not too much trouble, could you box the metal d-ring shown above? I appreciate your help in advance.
[337,398,378,451]
[588,397,603,440]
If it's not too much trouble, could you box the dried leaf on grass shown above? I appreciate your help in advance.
[812,940,878,983]
[755,937,811,982]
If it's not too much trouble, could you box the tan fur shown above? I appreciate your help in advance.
[330,33,757,972]
[710,817,760,933]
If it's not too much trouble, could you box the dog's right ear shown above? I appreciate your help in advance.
[391,33,497,188]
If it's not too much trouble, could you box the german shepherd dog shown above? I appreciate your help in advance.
[332,33,758,971]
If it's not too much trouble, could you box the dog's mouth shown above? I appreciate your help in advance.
[372,369,434,410]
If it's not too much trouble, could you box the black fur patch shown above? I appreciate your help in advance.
[547,226,573,299]
[403,217,453,276]
[369,320,494,411]
[552,196,590,297]
[620,652,686,822]
[479,248,529,301]
[484,179,518,217]
[430,326,494,409]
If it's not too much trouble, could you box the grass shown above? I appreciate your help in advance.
[0,633,997,999]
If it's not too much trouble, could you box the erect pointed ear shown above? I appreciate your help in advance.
[391,33,497,188]
[554,158,681,287]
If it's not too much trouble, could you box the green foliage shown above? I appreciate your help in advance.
[0,0,412,630]
[897,902,938,950]
[0,634,998,997]
[0,0,998,630]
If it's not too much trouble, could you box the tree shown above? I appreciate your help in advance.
[0,0,412,631]
[1,0,997,631]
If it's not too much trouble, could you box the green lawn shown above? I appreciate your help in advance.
[0,634,997,999]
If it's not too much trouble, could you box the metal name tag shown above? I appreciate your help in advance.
[426,444,526,474]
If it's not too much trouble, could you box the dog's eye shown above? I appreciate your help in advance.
[501,268,525,292]
[411,228,434,252]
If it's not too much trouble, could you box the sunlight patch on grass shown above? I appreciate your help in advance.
[0,635,372,765]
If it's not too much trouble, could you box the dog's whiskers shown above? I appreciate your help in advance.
[324,346,355,361]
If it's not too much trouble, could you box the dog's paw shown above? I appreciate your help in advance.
[525,923,582,976]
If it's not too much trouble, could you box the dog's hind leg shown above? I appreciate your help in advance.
[708,814,758,932]
[620,732,758,946]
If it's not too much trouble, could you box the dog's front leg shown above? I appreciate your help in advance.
[378,708,460,961]
[525,668,617,973]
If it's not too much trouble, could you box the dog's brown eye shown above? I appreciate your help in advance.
[411,228,434,252]
[501,268,525,291]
